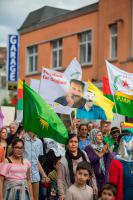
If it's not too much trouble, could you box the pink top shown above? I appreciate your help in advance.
[0,159,31,181]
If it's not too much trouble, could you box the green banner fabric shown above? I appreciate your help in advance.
[23,82,68,144]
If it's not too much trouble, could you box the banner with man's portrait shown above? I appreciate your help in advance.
[30,66,114,121]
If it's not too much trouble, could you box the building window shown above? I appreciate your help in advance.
[79,31,92,65]
[27,45,38,73]
[110,24,118,59]
[52,39,62,68]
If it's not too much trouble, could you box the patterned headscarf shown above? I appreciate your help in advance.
[90,128,100,144]
[90,128,105,175]
[117,135,133,161]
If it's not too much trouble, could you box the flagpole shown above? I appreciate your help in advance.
[70,112,73,126]
[109,87,120,121]
[38,67,43,94]
[108,79,120,120]
[106,61,120,121]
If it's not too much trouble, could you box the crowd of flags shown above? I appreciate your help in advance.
[0,59,133,144]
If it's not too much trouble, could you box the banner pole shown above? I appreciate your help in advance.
[112,91,120,121]
[38,67,43,94]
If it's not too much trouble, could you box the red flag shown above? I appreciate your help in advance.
[103,77,112,95]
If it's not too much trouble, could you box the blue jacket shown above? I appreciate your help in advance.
[76,105,107,120]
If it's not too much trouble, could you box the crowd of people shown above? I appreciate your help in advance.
[0,120,133,200]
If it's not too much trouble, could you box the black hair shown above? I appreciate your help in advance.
[67,133,78,144]
[76,161,92,176]
[12,138,24,148]
[16,123,23,135]
[78,124,88,131]
[110,127,120,135]
[101,183,117,196]
[70,79,85,91]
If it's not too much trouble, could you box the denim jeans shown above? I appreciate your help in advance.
[6,190,30,200]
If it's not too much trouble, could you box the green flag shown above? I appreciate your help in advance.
[103,77,133,118]
[23,82,68,144]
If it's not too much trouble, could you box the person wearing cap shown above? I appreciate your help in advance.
[110,127,120,153]
[76,92,107,120]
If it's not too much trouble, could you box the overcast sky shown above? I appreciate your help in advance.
[0,0,98,46]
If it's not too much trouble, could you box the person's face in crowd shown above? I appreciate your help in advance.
[88,123,94,131]
[0,128,7,140]
[75,169,90,187]
[112,132,120,142]
[18,130,26,140]
[69,82,83,103]
[67,136,78,154]
[96,131,103,144]
[73,119,81,129]
[93,122,100,129]
[101,189,115,200]
[71,119,81,133]
[10,124,18,135]
[103,123,111,134]
[28,131,35,139]
[79,125,88,138]
[13,141,24,158]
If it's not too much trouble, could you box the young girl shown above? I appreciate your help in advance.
[0,138,33,200]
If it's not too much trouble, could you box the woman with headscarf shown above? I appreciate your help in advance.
[109,135,133,200]
[85,129,114,194]
[56,134,98,200]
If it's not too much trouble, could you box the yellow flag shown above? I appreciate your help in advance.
[18,79,23,89]
[88,80,114,121]
[123,122,133,128]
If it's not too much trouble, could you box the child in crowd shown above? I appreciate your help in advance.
[99,183,116,200]
[65,161,93,200]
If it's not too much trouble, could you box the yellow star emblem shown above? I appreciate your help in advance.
[39,117,49,129]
